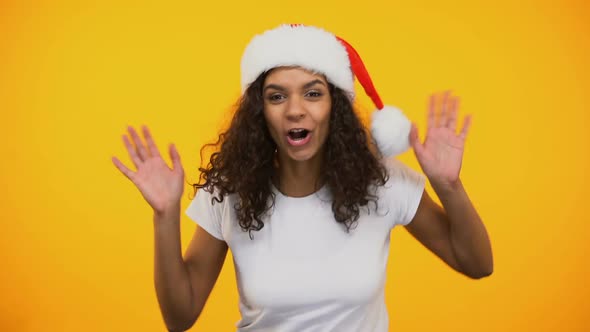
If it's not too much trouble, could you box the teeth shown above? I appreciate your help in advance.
[289,128,305,133]
[288,128,309,141]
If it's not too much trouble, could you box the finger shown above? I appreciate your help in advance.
[128,126,149,161]
[439,90,451,127]
[427,94,436,133]
[142,125,161,158]
[169,143,182,172]
[459,114,472,140]
[112,156,136,182]
[122,134,142,169]
[447,97,459,132]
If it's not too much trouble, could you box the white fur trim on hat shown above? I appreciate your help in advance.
[240,24,354,96]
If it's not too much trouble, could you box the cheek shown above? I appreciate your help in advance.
[263,109,282,140]
[310,104,331,146]
[317,104,332,133]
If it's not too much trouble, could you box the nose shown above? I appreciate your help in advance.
[285,96,306,121]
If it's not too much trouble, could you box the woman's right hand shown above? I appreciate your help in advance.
[112,125,185,215]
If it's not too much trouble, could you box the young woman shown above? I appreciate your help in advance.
[112,24,493,332]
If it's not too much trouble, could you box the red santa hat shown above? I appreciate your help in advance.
[240,24,411,157]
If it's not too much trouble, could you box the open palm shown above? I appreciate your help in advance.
[409,92,472,188]
[112,125,185,214]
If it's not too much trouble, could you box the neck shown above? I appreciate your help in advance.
[273,151,325,197]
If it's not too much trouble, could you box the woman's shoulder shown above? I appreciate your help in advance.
[377,157,426,195]
[382,157,424,180]
[190,185,238,207]
[375,157,426,227]
[185,185,240,241]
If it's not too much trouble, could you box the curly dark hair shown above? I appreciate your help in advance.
[191,69,389,236]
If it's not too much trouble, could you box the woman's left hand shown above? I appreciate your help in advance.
[409,91,472,191]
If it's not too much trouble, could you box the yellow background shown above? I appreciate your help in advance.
[1,0,589,331]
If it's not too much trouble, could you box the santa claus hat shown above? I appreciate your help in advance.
[240,24,411,157]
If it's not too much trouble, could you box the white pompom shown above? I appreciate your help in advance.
[370,105,411,157]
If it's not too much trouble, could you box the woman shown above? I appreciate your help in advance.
[112,24,493,332]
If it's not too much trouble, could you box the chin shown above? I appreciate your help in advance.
[287,150,315,162]
[284,147,320,162]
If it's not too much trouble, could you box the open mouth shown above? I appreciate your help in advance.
[286,128,312,146]
[288,128,309,140]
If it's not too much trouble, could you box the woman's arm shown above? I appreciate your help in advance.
[405,185,493,279]
[404,91,493,279]
[111,124,228,331]
[153,206,228,331]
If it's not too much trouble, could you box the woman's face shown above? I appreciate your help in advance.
[262,67,332,163]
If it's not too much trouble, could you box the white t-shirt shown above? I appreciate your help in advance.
[185,158,426,332]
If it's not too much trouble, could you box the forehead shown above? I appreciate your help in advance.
[264,66,328,86]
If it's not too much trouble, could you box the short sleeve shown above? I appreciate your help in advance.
[185,188,225,241]
[383,158,427,227]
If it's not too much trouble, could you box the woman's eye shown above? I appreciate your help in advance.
[268,94,285,102]
[306,91,322,98]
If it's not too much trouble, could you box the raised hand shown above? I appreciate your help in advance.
[409,91,472,190]
[112,125,185,215]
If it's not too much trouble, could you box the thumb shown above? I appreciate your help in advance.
[409,123,425,157]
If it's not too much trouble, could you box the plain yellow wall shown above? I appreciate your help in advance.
[1,0,589,331]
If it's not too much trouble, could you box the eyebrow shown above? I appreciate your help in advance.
[263,79,327,93]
